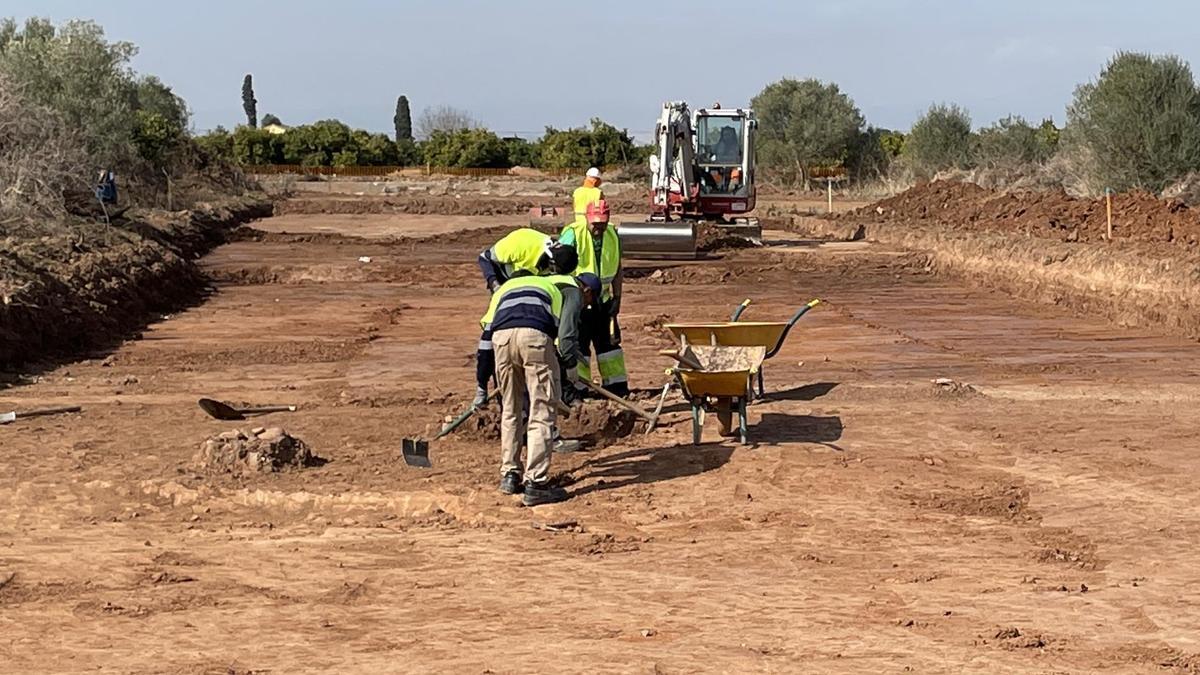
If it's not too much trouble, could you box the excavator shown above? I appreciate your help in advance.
[619,101,760,258]
[531,101,759,258]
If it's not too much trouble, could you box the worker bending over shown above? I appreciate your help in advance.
[559,199,628,397]
[570,167,604,228]
[481,272,600,506]
[478,227,578,292]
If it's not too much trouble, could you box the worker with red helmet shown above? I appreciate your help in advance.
[559,198,628,396]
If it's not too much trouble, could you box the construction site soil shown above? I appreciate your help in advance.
[3,186,1200,672]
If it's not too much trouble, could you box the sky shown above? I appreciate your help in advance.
[7,0,1200,140]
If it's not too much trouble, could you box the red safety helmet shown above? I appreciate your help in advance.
[586,199,610,223]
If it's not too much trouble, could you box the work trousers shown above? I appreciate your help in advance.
[494,327,558,484]
[577,302,629,397]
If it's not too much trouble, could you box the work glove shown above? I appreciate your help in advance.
[471,386,489,409]
[610,316,622,347]
[487,278,501,293]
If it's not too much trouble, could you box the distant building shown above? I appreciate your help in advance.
[263,123,288,135]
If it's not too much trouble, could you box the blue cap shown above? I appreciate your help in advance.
[576,272,601,297]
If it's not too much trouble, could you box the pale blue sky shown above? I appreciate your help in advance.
[7,1,1199,138]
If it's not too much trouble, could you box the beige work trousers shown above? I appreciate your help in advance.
[493,327,558,484]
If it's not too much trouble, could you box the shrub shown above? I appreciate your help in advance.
[751,78,865,187]
[905,103,973,177]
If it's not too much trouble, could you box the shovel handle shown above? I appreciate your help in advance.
[20,405,83,418]
[580,380,657,424]
[238,405,297,414]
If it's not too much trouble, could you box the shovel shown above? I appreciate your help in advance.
[402,393,572,468]
[0,405,82,425]
[198,398,297,421]
[403,392,495,468]
[578,380,662,431]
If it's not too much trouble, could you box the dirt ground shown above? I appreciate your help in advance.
[4,203,1200,673]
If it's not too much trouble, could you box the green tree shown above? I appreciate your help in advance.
[242,73,257,128]
[538,118,639,170]
[1065,52,1200,192]
[394,95,412,142]
[846,127,893,181]
[503,136,540,167]
[135,76,188,132]
[905,103,973,177]
[0,18,139,165]
[880,131,906,158]
[232,126,282,164]
[195,126,234,162]
[975,115,1048,168]
[282,119,354,165]
[353,130,399,165]
[423,128,509,168]
[261,113,282,127]
[751,78,865,187]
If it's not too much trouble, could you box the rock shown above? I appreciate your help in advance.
[122,375,139,385]
[251,427,266,436]
[194,428,319,476]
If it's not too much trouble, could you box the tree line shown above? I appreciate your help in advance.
[753,51,1200,194]
[200,76,650,170]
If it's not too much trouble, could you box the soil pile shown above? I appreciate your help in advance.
[194,427,320,475]
[437,399,636,449]
[0,196,271,372]
[847,180,1200,247]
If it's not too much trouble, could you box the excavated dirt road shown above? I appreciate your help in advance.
[3,210,1200,673]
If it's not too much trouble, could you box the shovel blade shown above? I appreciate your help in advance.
[402,438,431,468]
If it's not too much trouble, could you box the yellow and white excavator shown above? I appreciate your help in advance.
[618,101,760,258]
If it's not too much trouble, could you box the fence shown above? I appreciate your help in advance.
[243,165,618,178]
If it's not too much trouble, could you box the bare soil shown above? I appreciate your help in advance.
[3,195,1200,672]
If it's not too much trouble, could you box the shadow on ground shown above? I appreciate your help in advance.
[754,412,844,449]
[570,443,734,497]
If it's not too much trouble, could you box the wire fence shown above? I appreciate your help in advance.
[243,165,620,178]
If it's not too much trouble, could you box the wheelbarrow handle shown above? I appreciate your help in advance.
[730,298,752,322]
[766,298,822,359]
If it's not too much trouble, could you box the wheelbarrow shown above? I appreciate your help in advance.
[665,344,766,445]
[663,298,820,397]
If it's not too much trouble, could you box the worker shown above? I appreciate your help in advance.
[475,240,577,407]
[570,167,604,228]
[481,272,600,506]
[713,126,741,164]
[478,227,578,292]
[95,169,118,205]
[559,199,628,397]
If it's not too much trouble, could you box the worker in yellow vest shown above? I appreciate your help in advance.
[559,199,628,397]
[570,167,604,228]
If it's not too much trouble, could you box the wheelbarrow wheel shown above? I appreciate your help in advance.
[691,403,703,445]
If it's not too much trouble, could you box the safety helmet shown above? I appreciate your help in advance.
[586,199,610,224]
[585,167,601,179]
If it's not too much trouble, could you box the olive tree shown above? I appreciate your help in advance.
[1065,51,1200,192]
[904,103,973,177]
[751,78,865,188]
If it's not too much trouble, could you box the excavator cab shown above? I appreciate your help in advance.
[693,106,756,215]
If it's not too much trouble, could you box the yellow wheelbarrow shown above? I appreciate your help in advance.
[664,298,821,397]
[662,344,766,445]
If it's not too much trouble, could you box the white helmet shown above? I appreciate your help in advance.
[585,167,601,179]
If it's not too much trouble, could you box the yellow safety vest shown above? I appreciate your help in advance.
[571,185,603,227]
[491,228,551,277]
[561,222,620,301]
[480,275,563,331]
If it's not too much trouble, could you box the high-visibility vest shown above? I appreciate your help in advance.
[571,185,603,226]
[491,228,551,278]
[480,275,563,337]
[561,222,620,301]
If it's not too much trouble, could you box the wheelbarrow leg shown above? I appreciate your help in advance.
[691,403,703,445]
[738,397,749,445]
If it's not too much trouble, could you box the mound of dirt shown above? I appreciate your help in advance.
[0,196,271,372]
[435,399,636,449]
[846,180,1200,247]
[194,427,321,475]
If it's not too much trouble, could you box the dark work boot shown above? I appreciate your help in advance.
[522,481,568,507]
[499,471,523,495]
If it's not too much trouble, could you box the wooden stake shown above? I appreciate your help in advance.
[827,178,833,214]
[1105,187,1113,240]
